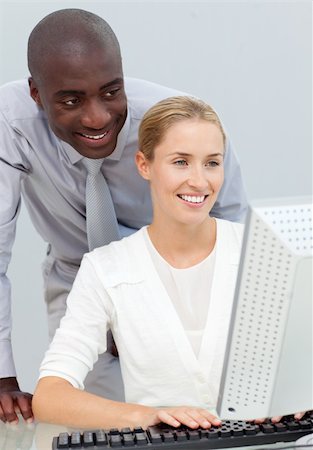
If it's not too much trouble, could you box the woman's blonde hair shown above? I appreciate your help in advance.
[138,96,226,160]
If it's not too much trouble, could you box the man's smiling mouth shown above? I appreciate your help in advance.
[78,131,109,140]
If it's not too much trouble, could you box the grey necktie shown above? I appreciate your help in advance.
[84,158,120,251]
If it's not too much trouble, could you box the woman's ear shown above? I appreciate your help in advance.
[135,150,151,180]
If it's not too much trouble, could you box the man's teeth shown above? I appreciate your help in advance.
[180,195,206,203]
[81,132,108,140]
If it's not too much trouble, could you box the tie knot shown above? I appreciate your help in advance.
[83,158,104,176]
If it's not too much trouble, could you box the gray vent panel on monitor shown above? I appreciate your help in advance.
[223,213,296,414]
[257,204,312,255]
[218,197,312,420]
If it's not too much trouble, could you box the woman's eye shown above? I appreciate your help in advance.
[174,160,187,166]
[207,160,219,167]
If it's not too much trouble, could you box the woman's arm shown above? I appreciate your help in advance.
[32,376,157,429]
[32,376,221,430]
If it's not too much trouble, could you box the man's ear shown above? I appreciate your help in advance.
[28,77,43,107]
[135,150,151,180]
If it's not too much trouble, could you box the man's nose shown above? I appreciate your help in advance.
[80,100,111,129]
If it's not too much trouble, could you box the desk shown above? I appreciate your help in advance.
[0,420,67,450]
[0,420,308,450]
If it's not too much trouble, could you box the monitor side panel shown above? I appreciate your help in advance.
[217,202,310,420]
[217,206,253,418]
[270,256,313,415]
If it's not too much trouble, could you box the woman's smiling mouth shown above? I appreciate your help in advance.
[178,194,208,204]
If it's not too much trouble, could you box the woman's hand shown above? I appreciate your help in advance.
[254,411,306,424]
[152,406,221,429]
[271,411,306,423]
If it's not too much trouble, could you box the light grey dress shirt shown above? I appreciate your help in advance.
[0,77,247,378]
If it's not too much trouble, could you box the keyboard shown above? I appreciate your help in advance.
[52,411,313,449]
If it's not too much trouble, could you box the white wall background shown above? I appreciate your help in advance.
[0,0,311,393]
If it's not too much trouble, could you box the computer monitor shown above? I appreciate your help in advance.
[217,196,312,420]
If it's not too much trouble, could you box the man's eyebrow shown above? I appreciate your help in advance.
[53,78,124,98]
[54,89,85,97]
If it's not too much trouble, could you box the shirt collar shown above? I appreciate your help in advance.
[60,108,130,165]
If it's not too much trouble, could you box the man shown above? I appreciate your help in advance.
[0,8,247,424]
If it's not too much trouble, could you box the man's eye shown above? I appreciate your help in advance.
[64,98,80,106]
[104,88,120,98]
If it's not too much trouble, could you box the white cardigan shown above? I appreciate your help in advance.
[39,219,243,410]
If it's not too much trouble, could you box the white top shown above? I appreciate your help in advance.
[143,227,216,356]
[0,77,247,378]
[39,219,244,410]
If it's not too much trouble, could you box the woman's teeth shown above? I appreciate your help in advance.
[179,195,206,203]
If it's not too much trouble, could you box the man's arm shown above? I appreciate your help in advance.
[0,115,34,423]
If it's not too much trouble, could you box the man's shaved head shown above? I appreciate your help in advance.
[27,8,121,84]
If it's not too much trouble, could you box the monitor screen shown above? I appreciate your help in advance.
[217,196,312,420]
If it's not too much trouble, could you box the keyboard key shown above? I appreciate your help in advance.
[187,430,200,440]
[149,432,162,443]
[220,426,232,437]
[288,421,301,430]
[95,429,107,445]
[262,424,275,434]
[57,433,70,448]
[163,430,175,442]
[163,431,175,442]
[123,433,135,446]
[207,428,219,438]
[245,423,259,435]
[82,431,94,447]
[135,433,147,445]
[232,427,244,436]
[299,420,312,429]
[70,432,82,448]
[275,422,287,432]
[109,428,120,435]
[176,430,188,441]
[110,434,122,447]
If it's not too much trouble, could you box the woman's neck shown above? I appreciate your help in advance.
[147,217,216,269]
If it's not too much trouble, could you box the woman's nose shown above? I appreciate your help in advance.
[188,166,209,190]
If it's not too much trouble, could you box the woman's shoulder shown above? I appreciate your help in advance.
[216,217,244,234]
[83,228,147,287]
[215,218,245,253]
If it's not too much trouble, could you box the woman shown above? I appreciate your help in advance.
[32,96,244,430]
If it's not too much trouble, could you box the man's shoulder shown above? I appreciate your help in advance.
[0,78,40,121]
[124,77,188,95]
[124,77,190,119]
[0,79,29,102]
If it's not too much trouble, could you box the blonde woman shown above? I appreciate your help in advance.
[33,96,243,430]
